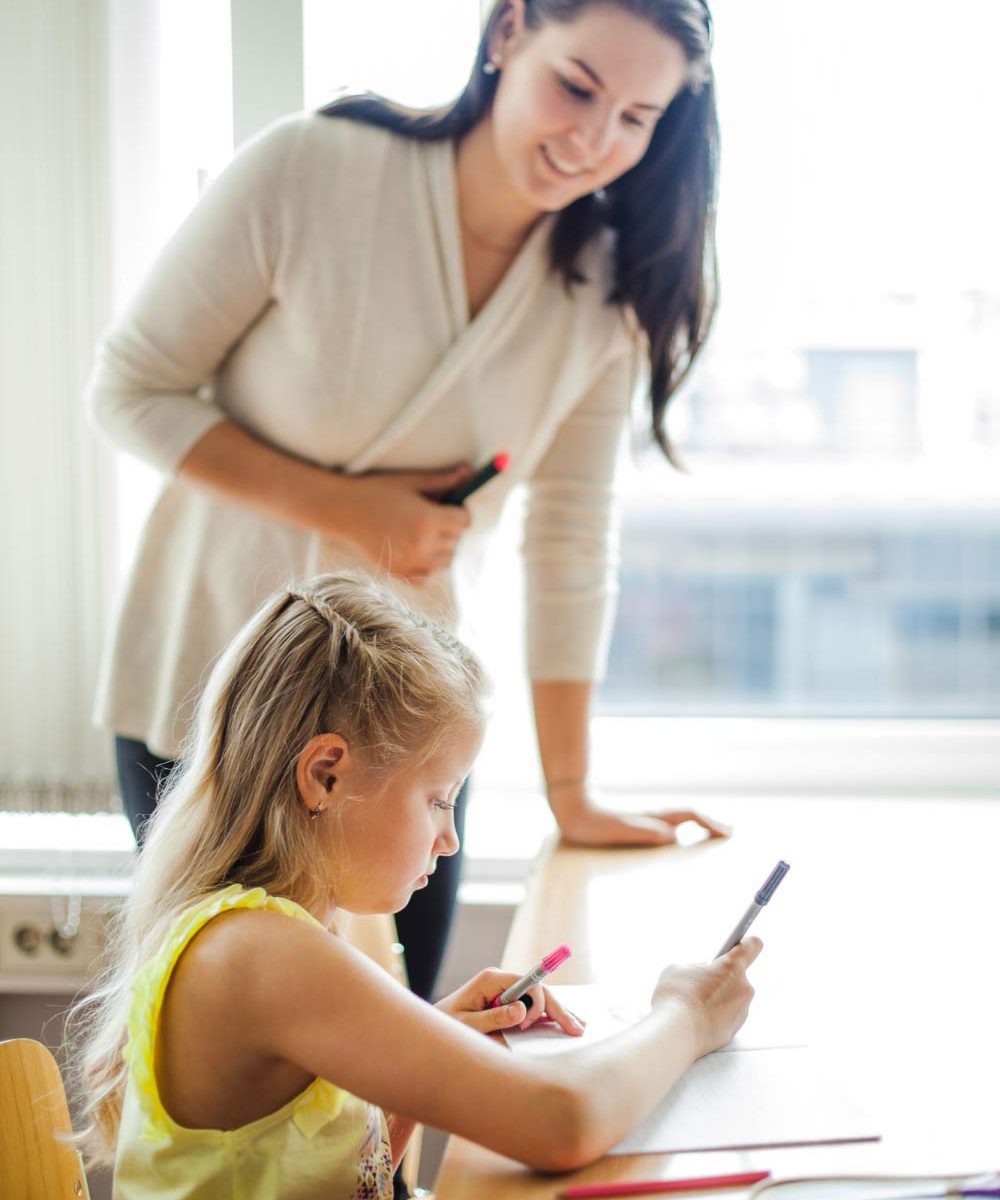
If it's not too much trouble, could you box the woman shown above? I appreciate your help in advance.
[87,0,723,1005]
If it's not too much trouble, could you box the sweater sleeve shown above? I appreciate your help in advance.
[522,339,642,682]
[84,116,302,473]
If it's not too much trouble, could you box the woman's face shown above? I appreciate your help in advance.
[488,2,694,213]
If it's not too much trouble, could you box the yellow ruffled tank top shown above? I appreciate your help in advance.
[113,884,394,1199]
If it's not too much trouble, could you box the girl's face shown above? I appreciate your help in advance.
[487,3,694,214]
[332,724,482,915]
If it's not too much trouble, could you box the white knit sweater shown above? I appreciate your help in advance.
[87,113,641,758]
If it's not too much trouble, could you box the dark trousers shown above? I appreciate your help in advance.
[114,735,467,1002]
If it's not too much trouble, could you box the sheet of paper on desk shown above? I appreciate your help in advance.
[511,984,805,1052]
[504,986,879,1156]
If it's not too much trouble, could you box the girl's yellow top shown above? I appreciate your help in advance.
[113,884,394,1200]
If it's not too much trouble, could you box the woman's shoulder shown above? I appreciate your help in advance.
[228,109,404,187]
[255,110,427,214]
[291,107,418,166]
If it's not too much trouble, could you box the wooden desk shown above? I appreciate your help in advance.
[436,796,1000,1198]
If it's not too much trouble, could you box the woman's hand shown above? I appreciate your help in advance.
[435,968,585,1038]
[338,464,474,582]
[652,938,762,1058]
[552,788,731,848]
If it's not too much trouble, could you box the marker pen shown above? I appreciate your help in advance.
[440,452,509,505]
[715,860,790,958]
[490,943,572,1008]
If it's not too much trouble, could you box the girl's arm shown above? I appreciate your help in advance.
[212,910,760,1172]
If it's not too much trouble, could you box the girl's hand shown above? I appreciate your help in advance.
[553,791,731,848]
[652,938,762,1057]
[339,464,474,582]
[434,969,585,1038]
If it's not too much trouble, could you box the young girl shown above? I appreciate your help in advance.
[72,573,760,1198]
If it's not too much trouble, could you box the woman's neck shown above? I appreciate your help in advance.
[454,117,542,255]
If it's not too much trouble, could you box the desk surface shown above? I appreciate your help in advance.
[436,796,1000,1198]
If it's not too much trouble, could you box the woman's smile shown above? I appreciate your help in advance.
[539,143,591,179]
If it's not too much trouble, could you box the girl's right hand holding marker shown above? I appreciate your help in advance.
[652,937,762,1057]
[435,968,585,1038]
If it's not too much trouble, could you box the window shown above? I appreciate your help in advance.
[303,0,480,108]
[591,0,1000,719]
[113,0,233,576]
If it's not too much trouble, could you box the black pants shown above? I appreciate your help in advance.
[114,735,467,1002]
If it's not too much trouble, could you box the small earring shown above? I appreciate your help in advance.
[310,804,325,820]
[483,56,500,75]
[593,186,608,203]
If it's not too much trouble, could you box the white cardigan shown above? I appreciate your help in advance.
[87,113,642,758]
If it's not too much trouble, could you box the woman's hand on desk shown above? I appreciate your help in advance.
[339,464,473,582]
[653,938,762,1057]
[552,789,732,848]
[435,968,585,1037]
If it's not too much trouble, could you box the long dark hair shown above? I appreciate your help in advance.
[319,0,717,464]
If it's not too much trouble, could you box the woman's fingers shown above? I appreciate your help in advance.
[654,809,732,838]
[413,464,473,499]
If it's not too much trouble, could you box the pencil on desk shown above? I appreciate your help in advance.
[558,1169,772,1199]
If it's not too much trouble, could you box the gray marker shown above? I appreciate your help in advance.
[715,860,790,958]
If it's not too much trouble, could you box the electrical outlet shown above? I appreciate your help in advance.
[0,896,108,993]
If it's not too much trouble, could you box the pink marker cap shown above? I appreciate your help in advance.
[492,451,510,472]
[541,944,572,972]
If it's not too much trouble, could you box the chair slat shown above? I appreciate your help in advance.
[0,1038,90,1199]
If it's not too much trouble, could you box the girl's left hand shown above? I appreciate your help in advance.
[435,969,585,1038]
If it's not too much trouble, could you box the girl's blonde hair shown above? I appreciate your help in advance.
[68,571,487,1164]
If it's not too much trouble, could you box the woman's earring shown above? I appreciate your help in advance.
[592,186,608,203]
[310,804,325,820]
[483,56,500,75]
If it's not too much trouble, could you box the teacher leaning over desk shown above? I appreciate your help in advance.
[86,0,728,1004]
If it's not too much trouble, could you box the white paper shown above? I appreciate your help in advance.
[504,986,879,1156]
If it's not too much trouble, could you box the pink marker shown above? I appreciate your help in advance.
[491,944,572,1008]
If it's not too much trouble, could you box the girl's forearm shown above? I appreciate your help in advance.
[176,420,357,539]
[531,998,703,1167]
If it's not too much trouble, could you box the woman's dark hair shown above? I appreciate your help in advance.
[319,0,717,465]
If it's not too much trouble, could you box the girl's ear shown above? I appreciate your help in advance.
[296,733,350,817]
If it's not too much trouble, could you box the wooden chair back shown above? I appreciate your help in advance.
[0,1037,90,1199]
